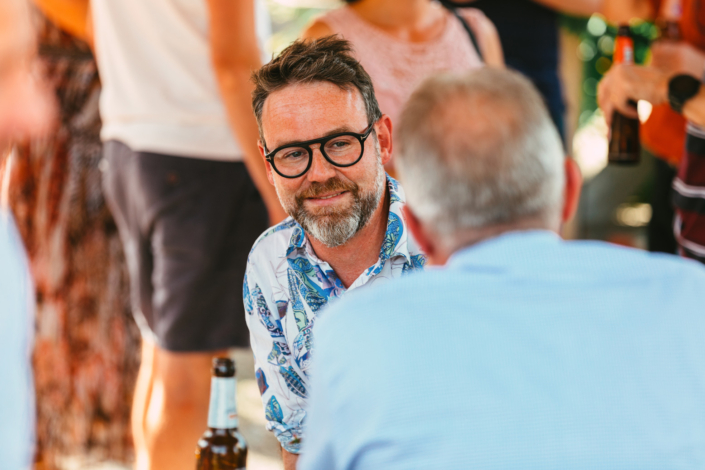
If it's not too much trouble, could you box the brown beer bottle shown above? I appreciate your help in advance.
[608,25,641,165]
[195,358,247,470]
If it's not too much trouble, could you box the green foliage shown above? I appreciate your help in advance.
[265,0,327,55]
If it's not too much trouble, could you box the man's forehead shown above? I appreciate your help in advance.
[262,81,368,147]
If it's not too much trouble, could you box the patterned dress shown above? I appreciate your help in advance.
[3,15,139,466]
[243,176,426,453]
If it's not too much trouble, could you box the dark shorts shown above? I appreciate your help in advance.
[102,140,268,352]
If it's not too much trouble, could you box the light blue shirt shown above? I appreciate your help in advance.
[299,230,705,470]
[0,209,35,469]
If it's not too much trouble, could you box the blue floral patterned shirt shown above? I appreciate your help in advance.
[243,176,426,453]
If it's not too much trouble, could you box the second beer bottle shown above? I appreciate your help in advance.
[195,357,248,470]
[608,25,641,165]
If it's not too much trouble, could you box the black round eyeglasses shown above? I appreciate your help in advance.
[264,124,375,179]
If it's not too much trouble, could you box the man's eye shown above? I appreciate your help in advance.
[329,140,352,150]
[282,149,305,160]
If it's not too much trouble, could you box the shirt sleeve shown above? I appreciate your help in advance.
[243,260,306,454]
[0,213,35,470]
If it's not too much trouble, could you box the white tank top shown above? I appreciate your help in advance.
[91,0,271,160]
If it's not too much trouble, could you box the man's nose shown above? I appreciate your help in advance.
[307,145,337,183]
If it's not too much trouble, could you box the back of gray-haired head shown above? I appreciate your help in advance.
[396,68,565,237]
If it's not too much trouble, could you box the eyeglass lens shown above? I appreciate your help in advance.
[273,135,362,177]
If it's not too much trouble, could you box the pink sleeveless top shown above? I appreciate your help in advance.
[319,7,483,126]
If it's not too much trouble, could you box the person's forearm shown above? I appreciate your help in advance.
[684,88,705,127]
[531,0,603,17]
[207,0,286,224]
[212,60,286,223]
[282,448,299,470]
[600,0,654,23]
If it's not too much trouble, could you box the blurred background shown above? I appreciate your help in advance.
[0,0,667,468]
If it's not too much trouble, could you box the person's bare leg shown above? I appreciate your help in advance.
[132,339,156,470]
[144,347,226,470]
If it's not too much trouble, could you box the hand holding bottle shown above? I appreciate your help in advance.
[598,63,670,126]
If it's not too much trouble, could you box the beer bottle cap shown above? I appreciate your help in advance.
[212,357,236,377]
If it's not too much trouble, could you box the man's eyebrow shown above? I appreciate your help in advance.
[271,125,357,150]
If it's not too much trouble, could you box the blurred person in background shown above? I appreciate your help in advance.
[86,0,286,468]
[300,67,705,470]
[602,0,705,255]
[0,0,56,468]
[442,0,604,142]
[301,0,504,171]
[245,37,426,470]
[599,53,705,128]
[599,40,705,262]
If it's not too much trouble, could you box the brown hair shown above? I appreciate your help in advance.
[251,36,382,143]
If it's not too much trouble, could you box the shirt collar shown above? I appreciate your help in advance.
[286,175,411,264]
[380,176,411,264]
[447,230,560,270]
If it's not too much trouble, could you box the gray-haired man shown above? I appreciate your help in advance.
[299,68,705,470]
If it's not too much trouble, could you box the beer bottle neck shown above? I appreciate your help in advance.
[614,29,634,65]
[207,376,238,430]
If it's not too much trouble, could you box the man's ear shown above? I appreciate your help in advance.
[376,114,393,166]
[562,158,582,224]
[258,140,276,186]
[402,205,436,261]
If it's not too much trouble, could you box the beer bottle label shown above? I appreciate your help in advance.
[614,36,634,65]
[207,377,238,429]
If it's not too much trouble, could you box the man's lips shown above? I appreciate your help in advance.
[305,191,349,205]
[309,191,346,200]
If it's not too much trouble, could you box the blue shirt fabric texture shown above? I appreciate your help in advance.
[299,230,705,470]
[243,176,425,453]
[0,209,35,470]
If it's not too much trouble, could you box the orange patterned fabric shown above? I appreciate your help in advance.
[642,0,705,166]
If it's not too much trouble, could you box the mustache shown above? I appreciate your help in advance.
[295,177,358,203]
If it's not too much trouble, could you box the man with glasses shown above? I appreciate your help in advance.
[244,36,426,469]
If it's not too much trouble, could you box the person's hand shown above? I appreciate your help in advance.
[651,41,705,78]
[597,63,668,127]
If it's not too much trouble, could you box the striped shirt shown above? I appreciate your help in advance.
[673,110,705,263]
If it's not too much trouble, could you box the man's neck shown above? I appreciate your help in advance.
[308,189,390,289]
[350,0,445,42]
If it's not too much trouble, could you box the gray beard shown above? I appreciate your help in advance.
[280,162,387,248]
